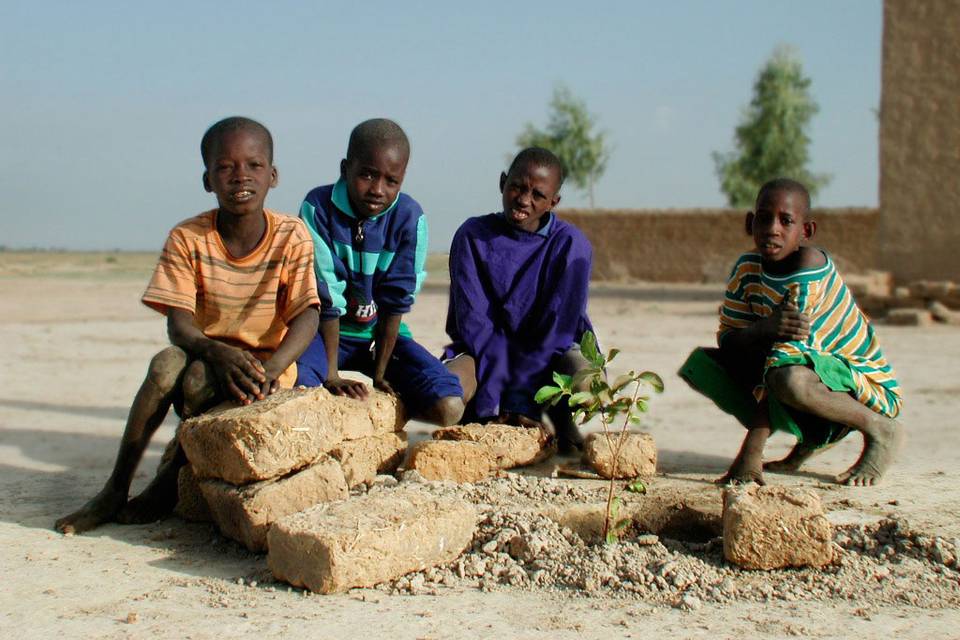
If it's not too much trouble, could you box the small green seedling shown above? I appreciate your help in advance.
[536,331,663,543]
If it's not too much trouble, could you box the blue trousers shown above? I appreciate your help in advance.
[296,333,463,417]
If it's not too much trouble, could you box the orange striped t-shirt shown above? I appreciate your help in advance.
[142,209,320,387]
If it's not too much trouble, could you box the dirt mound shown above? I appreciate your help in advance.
[373,475,960,610]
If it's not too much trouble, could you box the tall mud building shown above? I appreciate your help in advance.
[880,0,960,281]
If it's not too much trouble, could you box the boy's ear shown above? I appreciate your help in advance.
[551,193,561,209]
[803,219,817,240]
[744,211,754,235]
[270,165,279,188]
[499,171,507,193]
[202,171,212,193]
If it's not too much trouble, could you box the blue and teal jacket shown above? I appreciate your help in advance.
[299,179,428,339]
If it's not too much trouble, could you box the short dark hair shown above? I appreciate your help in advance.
[346,118,410,162]
[507,147,565,187]
[201,116,273,166]
[756,178,811,214]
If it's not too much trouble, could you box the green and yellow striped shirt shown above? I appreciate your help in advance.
[719,251,902,418]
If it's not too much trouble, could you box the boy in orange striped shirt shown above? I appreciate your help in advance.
[55,117,320,534]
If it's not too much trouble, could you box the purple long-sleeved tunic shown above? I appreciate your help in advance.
[444,213,594,419]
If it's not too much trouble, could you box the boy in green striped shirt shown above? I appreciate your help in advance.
[680,178,903,486]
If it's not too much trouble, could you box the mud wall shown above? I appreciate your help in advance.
[557,208,878,283]
[879,0,960,282]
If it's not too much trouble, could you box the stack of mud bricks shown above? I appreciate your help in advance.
[174,388,407,552]
[846,271,960,327]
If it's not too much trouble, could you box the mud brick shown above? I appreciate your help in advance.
[179,387,403,485]
[722,486,833,570]
[200,456,348,552]
[908,280,957,300]
[929,301,960,325]
[431,423,555,469]
[267,487,476,593]
[330,432,407,488]
[173,465,212,523]
[846,270,893,299]
[583,431,657,479]
[886,308,934,326]
[408,440,496,483]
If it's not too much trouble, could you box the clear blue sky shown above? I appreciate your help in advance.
[2,0,882,252]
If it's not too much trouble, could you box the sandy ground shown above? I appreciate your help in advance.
[2,254,959,639]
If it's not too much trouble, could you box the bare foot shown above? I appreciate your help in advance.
[54,487,127,534]
[714,455,767,487]
[716,458,765,486]
[116,475,178,524]
[764,443,818,472]
[836,416,905,486]
[554,420,584,456]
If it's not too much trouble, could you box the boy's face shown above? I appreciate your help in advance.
[203,129,277,216]
[747,189,814,264]
[499,161,561,233]
[340,144,408,219]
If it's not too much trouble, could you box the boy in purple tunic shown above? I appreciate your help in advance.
[443,147,595,452]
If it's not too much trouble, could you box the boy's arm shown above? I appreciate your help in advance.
[166,308,267,404]
[719,289,810,359]
[447,224,511,418]
[299,195,349,323]
[502,236,592,418]
[320,317,368,399]
[371,313,402,394]
[373,210,427,318]
[259,306,320,396]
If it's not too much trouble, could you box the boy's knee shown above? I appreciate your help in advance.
[766,366,811,407]
[181,360,218,418]
[425,396,466,427]
[147,347,188,392]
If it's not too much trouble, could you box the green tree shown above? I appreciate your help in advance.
[713,46,831,207]
[517,85,610,207]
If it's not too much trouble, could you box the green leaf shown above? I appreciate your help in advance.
[552,371,573,390]
[638,371,664,393]
[534,385,562,405]
[609,496,621,520]
[626,478,647,494]
[610,373,634,393]
[614,517,631,532]
[579,331,602,366]
[567,391,594,407]
[605,531,619,544]
[572,368,601,389]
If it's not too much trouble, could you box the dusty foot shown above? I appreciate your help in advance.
[554,422,584,456]
[716,457,765,486]
[116,477,177,524]
[764,443,818,472]
[54,487,127,534]
[836,416,905,486]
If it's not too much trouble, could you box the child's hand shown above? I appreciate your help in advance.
[324,375,369,399]
[761,290,810,342]
[205,343,267,404]
[258,362,285,399]
[372,377,396,395]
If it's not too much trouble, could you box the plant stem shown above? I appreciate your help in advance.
[602,383,644,543]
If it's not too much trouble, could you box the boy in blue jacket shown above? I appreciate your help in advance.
[443,147,595,452]
[296,119,465,425]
